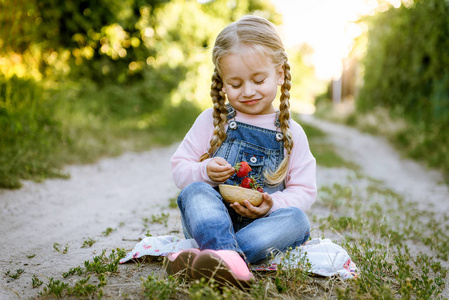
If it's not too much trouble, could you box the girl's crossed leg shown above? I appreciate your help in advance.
[177,182,310,264]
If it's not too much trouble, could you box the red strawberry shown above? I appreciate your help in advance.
[234,161,252,177]
[240,177,255,189]
[257,187,264,193]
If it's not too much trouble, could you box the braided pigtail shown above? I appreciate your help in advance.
[199,68,228,162]
[264,61,293,185]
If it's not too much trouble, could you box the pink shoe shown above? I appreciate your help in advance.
[191,250,255,289]
[163,248,201,277]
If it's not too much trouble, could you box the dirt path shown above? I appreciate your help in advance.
[1,116,448,299]
[0,144,184,299]
[302,115,449,214]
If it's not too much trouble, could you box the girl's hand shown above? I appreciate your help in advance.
[207,157,235,182]
[230,193,273,219]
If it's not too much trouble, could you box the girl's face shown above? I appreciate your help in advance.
[220,52,284,115]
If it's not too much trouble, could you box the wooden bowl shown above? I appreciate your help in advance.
[218,184,263,206]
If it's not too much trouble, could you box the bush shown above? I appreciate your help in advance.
[0,76,67,188]
[358,0,449,127]
[0,0,280,189]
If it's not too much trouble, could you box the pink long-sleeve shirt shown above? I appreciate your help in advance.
[170,108,317,214]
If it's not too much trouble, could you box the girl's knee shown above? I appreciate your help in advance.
[282,207,311,233]
[280,207,310,246]
[178,182,219,209]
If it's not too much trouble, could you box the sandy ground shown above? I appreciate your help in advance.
[1,116,448,299]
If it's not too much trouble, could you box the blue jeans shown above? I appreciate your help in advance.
[177,182,310,264]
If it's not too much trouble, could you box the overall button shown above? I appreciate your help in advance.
[250,156,257,163]
[276,132,284,141]
[229,120,237,129]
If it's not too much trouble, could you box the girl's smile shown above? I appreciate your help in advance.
[220,51,284,115]
[244,99,261,105]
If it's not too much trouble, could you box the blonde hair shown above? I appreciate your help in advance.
[200,15,293,186]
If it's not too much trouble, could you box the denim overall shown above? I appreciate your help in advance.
[177,105,310,263]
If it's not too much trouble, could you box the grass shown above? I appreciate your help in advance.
[314,180,448,298]
[53,243,69,254]
[102,227,116,237]
[0,77,201,189]
[31,275,43,288]
[143,212,171,228]
[81,237,97,248]
[5,269,25,280]
[39,248,126,298]
[315,102,449,184]
[26,120,448,299]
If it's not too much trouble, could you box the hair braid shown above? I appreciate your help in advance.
[279,61,293,155]
[200,69,228,162]
[264,60,293,185]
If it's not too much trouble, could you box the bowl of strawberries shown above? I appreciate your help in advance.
[218,161,264,206]
[219,184,263,206]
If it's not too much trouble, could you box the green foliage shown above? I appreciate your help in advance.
[81,237,97,248]
[0,76,68,188]
[84,248,126,274]
[392,121,449,181]
[102,227,116,237]
[358,0,449,126]
[0,0,279,189]
[53,242,69,254]
[40,278,69,297]
[31,275,44,288]
[39,248,125,297]
[345,0,449,182]
[275,247,312,292]
[313,180,448,299]
[4,269,25,280]
[168,196,178,209]
[188,278,230,299]
[141,274,178,300]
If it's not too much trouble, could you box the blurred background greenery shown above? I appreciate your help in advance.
[1,0,448,189]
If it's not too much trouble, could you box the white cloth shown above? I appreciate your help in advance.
[119,236,358,279]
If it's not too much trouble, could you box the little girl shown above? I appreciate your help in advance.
[167,15,316,289]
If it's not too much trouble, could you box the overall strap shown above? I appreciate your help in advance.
[226,103,236,120]
[225,103,281,127]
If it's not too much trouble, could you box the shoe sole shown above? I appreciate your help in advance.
[163,248,200,277]
[191,250,255,289]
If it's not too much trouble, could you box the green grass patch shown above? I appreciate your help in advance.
[31,179,448,299]
[0,77,201,189]
[316,182,449,260]
[311,180,448,298]
[81,238,97,248]
[4,269,25,280]
[101,227,116,237]
[40,248,125,298]
[143,212,170,228]
[141,274,178,299]
[53,243,69,254]
[168,196,178,209]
